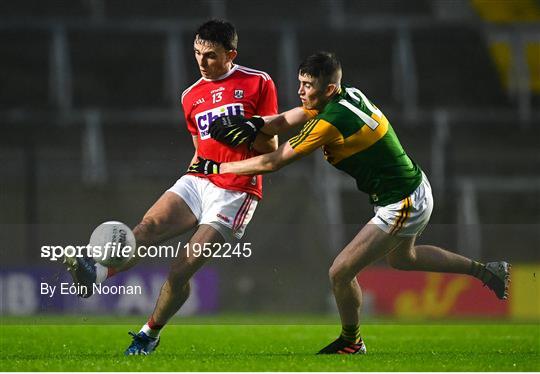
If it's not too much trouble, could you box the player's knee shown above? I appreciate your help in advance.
[133,217,161,245]
[329,263,352,287]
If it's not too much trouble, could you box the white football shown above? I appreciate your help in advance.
[88,221,136,267]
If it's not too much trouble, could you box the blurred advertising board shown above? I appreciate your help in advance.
[357,265,539,319]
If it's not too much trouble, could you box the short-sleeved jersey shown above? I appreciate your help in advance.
[181,65,278,199]
[289,86,422,206]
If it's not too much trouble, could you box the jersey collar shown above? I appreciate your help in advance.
[201,64,238,82]
[334,85,345,100]
[320,85,346,112]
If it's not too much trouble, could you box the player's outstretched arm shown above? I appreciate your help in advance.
[209,107,314,148]
[252,132,278,154]
[187,142,302,176]
[260,107,315,136]
[221,142,300,175]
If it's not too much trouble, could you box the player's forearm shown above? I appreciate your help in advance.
[220,153,280,175]
[260,107,310,136]
[252,133,278,154]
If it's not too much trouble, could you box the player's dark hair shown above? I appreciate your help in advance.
[298,51,342,85]
[195,19,238,50]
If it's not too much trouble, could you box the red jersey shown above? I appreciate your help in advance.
[181,64,278,199]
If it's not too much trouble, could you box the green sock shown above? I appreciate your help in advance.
[470,261,492,283]
[340,325,360,343]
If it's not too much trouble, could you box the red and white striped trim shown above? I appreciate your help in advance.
[181,77,203,105]
[236,65,271,81]
[232,195,254,232]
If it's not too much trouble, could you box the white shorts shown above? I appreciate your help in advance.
[167,175,258,241]
[371,173,434,237]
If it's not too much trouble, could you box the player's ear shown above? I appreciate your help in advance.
[226,49,238,62]
[325,83,337,98]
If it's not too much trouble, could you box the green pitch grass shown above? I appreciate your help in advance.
[1,316,538,371]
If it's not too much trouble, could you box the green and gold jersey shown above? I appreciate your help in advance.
[289,86,422,206]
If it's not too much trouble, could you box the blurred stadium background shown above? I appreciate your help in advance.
[1,0,539,321]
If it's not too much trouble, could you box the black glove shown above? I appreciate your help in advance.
[210,115,265,147]
[187,157,220,175]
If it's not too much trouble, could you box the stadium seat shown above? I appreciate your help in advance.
[448,121,540,176]
[297,29,396,108]
[229,29,280,83]
[343,0,432,16]
[101,121,192,178]
[104,0,211,19]
[0,30,50,109]
[0,0,91,18]
[412,26,510,109]
[225,0,326,27]
[69,30,166,108]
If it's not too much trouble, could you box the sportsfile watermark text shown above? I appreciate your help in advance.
[41,242,252,262]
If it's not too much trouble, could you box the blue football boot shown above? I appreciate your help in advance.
[63,254,97,298]
[125,331,160,355]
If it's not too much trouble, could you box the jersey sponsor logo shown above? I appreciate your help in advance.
[195,103,245,139]
[234,89,244,99]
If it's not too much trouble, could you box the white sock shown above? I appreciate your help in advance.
[95,263,108,284]
[140,323,161,339]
